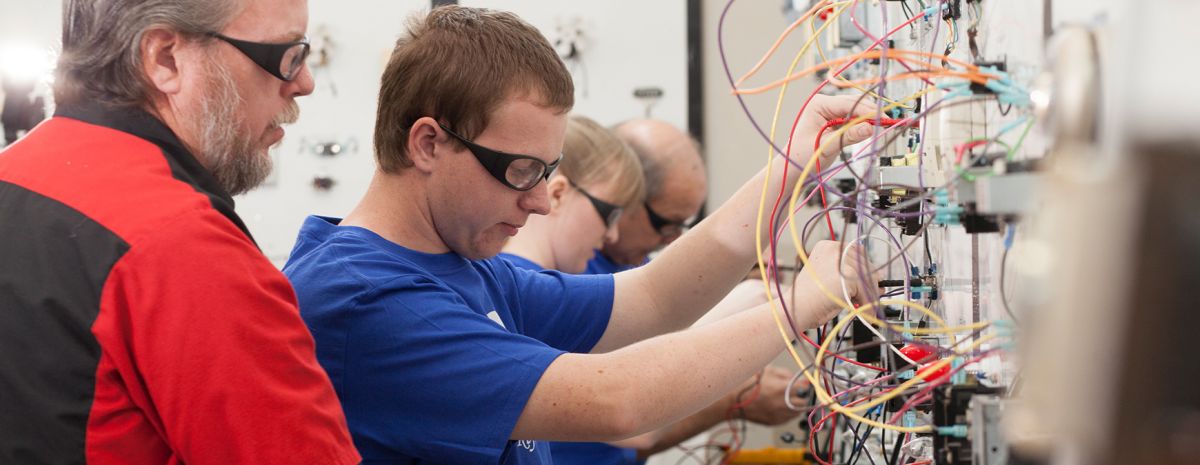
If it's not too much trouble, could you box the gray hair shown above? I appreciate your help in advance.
[635,145,669,200]
[54,0,240,108]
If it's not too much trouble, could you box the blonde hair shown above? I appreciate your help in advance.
[559,116,645,207]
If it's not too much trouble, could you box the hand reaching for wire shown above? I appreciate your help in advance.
[735,366,809,426]
[791,241,873,329]
[789,94,880,167]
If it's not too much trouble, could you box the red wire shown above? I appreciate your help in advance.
[811,117,919,241]
[954,139,990,165]
[800,333,886,371]
[762,1,926,386]
[768,9,925,267]
[809,392,875,465]
[718,372,765,465]
[827,414,838,464]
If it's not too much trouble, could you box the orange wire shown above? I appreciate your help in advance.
[733,49,994,96]
[734,0,836,87]
[828,70,990,88]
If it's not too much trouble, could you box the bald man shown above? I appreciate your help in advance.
[587,119,707,273]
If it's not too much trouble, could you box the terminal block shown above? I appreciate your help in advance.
[933,383,1004,465]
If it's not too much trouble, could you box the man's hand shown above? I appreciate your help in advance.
[789,94,880,167]
[736,367,809,426]
[792,241,872,328]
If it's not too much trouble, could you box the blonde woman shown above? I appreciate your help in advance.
[500,115,645,273]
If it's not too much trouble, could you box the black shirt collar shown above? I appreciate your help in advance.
[55,102,257,246]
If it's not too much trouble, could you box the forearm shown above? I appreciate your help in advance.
[616,159,801,336]
[636,391,735,459]
[694,279,777,328]
[514,301,817,441]
[621,97,877,338]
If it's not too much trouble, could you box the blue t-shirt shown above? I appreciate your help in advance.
[501,252,643,465]
[285,217,615,465]
[583,250,644,275]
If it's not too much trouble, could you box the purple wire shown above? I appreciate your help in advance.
[725,0,984,350]
[717,0,787,160]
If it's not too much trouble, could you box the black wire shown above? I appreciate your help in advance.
[1000,242,1019,323]
[900,0,917,31]
[998,100,1013,116]
[888,427,905,465]
[923,230,934,269]
[847,420,868,464]
[863,425,880,465]
[847,410,881,465]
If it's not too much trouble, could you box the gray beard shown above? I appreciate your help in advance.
[189,59,297,196]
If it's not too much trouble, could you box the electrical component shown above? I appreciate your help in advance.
[742,1,1042,463]
[970,61,1008,94]
[943,0,963,20]
[968,395,1009,465]
[960,203,1002,234]
[974,172,1040,216]
[836,178,858,224]
[933,384,1004,465]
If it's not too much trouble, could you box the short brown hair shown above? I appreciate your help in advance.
[560,116,645,207]
[374,6,575,173]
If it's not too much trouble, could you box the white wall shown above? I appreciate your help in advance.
[237,0,427,263]
[460,0,689,129]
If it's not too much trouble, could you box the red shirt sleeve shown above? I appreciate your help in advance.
[89,208,360,465]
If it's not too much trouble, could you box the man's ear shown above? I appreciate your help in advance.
[141,28,188,95]
[545,175,569,211]
[407,117,441,174]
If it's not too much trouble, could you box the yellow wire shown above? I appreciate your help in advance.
[782,94,1003,430]
[800,303,1000,432]
[755,0,858,370]
[781,87,936,315]
[742,0,1007,435]
[752,20,952,380]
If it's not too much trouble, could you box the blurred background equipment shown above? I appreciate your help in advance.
[0,42,51,145]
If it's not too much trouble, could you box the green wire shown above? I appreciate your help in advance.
[1005,118,1037,160]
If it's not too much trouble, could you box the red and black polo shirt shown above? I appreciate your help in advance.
[0,103,360,465]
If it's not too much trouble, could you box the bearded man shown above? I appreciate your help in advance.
[0,1,360,464]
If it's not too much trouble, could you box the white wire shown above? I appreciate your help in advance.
[784,368,810,411]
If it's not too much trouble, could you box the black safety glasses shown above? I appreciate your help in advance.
[207,32,310,82]
[568,180,622,228]
[439,123,561,191]
[645,202,697,237]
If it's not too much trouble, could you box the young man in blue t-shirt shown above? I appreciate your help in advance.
[283,6,878,465]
